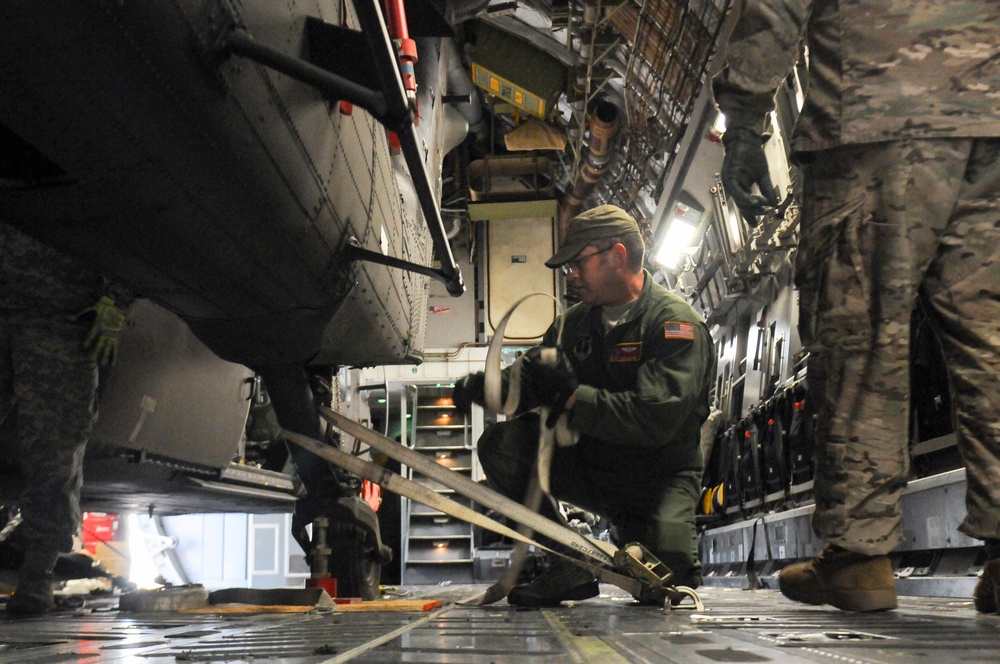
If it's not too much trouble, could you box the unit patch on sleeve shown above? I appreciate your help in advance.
[610,342,642,362]
[664,321,695,340]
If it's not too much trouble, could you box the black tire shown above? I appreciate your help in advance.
[329,521,381,600]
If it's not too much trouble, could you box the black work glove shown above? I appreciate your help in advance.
[523,347,579,427]
[452,372,485,414]
[721,126,780,227]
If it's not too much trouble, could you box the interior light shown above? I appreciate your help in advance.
[125,514,162,590]
[655,219,698,269]
[433,541,449,549]
[406,413,412,419]
[377,398,387,404]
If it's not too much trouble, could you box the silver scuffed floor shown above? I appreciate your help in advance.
[1,584,998,663]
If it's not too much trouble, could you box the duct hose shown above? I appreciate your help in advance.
[559,101,621,236]
[443,38,486,140]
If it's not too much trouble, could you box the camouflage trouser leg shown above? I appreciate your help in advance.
[923,139,1000,543]
[0,312,97,554]
[797,138,1000,555]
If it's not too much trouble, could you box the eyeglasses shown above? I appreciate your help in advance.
[560,245,615,275]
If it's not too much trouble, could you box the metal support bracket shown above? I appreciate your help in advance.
[614,544,673,591]
[217,0,464,296]
[342,238,456,289]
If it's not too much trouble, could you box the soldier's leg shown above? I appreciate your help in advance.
[8,314,96,613]
[476,412,543,507]
[922,138,1000,613]
[477,413,592,520]
[478,415,606,606]
[797,140,968,556]
[609,469,703,589]
[13,314,96,553]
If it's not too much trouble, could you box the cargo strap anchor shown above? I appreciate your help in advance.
[284,411,704,611]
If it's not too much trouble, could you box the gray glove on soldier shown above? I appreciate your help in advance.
[523,347,579,427]
[721,126,779,226]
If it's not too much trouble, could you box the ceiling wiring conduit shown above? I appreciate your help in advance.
[559,100,621,235]
[567,2,602,150]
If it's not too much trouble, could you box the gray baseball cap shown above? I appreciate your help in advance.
[545,205,640,268]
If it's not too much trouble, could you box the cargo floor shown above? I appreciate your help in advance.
[1,584,997,663]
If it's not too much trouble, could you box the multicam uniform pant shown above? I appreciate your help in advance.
[796,137,1000,555]
[0,311,98,555]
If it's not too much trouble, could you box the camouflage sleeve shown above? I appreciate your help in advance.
[102,279,137,310]
[712,0,812,133]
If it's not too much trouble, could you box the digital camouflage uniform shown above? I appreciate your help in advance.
[478,271,717,584]
[714,0,1000,555]
[0,223,104,561]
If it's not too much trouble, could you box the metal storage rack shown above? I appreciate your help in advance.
[400,384,477,584]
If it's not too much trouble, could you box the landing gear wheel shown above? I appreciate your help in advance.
[329,522,381,600]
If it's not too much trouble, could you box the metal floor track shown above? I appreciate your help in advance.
[1,584,997,663]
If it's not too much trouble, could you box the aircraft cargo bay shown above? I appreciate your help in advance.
[2,0,999,659]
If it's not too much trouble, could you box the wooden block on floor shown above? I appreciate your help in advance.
[208,587,333,608]
[333,599,442,612]
[119,585,210,612]
[178,604,322,615]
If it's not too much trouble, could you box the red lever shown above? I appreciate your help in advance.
[383,0,418,105]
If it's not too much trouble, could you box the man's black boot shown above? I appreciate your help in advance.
[507,556,599,607]
[6,573,56,615]
[6,548,59,615]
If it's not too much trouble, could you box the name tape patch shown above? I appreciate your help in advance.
[664,321,695,340]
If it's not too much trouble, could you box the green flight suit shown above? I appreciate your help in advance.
[478,271,716,586]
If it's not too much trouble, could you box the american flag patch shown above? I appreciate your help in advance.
[664,321,695,340]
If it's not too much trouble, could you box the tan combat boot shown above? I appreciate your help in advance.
[973,558,1000,614]
[778,545,897,612]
